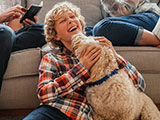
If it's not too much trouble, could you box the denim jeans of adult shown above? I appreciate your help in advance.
[0,24,46,91]
[91,12,159,46]
[23,105,71,120]
[0,25,15,90]
[12,24,46,52]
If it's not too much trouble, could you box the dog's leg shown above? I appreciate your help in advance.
[118,110,136,120]
[140,93,160,120]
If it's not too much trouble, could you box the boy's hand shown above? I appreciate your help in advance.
[94,37,118,59]
[79,45,101,70]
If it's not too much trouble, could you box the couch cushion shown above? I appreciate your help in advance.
[115,46,160,103]
[0,76,40,109]
[3,48,41,79]
[1,48,42,109]
[27,0,103,26]
[115,46,160,73]
[143,73,160,103]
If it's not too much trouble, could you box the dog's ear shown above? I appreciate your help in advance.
[71,33,82,52]
[72,39,81,53]
[75,48,83,59]
[72,32,89,58]
[72,42,78,53]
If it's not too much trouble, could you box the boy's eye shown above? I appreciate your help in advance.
[70,15,75,18]
[59,19,66,23]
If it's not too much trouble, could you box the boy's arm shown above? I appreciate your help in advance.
[116,55,146,92]
[37,55,90,103]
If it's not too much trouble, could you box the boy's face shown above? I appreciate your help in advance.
[54,10,83,49]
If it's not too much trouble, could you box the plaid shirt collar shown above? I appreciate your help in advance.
[57,47,75,56]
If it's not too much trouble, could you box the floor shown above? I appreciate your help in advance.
[0,109,32,120]
[0,116,25,120]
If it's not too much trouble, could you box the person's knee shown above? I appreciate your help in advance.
[34,23,44,28]
[93,18,111,36]
[0,24,15,46]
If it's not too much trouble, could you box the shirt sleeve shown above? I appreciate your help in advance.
[37,54,90,103]
[116,55,146,92]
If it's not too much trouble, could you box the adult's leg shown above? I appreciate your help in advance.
[93,18,140,46]
[139,29,160,46]
[105,12,159,31]
[93,12,160,46]
[12,24,46,52]
[23,105,71,120]
[0,25,15,90]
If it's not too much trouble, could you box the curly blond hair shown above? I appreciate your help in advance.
[44,1,86,48]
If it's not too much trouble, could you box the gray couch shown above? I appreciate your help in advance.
[0,0,160,115]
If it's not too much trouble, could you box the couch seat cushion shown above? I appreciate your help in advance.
[3,48,41,79]
[115,46,160,103]
[115,46,160,73]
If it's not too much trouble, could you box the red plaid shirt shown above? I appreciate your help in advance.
[38,47,145,120]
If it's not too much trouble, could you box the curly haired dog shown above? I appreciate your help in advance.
[72,32,160,120]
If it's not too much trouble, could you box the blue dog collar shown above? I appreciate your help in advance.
[88,69,118,87]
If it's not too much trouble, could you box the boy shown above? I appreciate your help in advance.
[23,1,145,120]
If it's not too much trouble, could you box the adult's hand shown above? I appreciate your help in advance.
[0,5,25,23]
[22,16,38,26]
[79,45,101,71]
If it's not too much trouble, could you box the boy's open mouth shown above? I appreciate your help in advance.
[68,26,78,32]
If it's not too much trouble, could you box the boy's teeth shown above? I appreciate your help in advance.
[71,28,76,32]
[70,26,77,32]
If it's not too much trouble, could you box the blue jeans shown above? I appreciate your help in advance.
[0,25,15,90]
[86,12,159,46]
[0,24,46,90]
[12,24,46,52]
[23,105,71,120]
